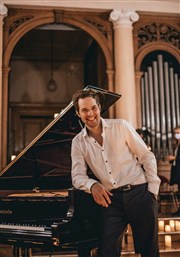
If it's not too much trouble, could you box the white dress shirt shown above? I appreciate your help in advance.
[71,118,161,195]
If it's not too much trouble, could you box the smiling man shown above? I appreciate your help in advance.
[71,88,160,257]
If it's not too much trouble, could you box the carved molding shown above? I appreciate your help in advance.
[84,18,107,37]
[54,10,64,24]
[9,16,34,34]
[137,23,179,49]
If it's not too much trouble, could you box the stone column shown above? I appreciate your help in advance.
[106,68,115,118]
[109,9,139,127]
[0,1,8,169]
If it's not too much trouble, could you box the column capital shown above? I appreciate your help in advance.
[135,71,144,79]
[0,1,8,19]
[109,9,139,28]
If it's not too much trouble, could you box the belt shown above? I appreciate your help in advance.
[111,183,146,193]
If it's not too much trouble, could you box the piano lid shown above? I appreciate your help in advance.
[0,86,121,190]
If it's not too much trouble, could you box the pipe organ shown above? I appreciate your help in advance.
[140,54,180,160]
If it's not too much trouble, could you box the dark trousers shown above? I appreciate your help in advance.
[98,183,159,257]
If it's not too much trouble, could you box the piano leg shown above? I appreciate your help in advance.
[13,247,31,257]
[23,248,31,257]
[13,247,21,257]
[77,247,92,257]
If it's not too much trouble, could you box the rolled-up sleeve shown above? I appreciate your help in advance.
[71,136,98,193]
[139,151,161,195]
[123,120,161,195]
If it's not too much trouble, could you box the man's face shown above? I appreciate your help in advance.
[77,97,101,129]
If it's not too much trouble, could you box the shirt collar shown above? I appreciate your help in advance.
[82,118,110,137]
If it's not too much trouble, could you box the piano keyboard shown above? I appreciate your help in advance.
[0,223,45,231]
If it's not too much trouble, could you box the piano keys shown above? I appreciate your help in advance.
[0,86,121,257]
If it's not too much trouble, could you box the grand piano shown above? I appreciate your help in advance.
[0,86,121,257]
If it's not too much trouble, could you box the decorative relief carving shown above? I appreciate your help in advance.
[9,16,33,34]
[159,24,179,48]
[84,18,107,36]
[54,10,64,24]
[138,23,179,49]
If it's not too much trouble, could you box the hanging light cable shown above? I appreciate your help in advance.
[47,30,57,92]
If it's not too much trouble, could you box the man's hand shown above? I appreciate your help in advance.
[91,183,113,207]
[166,155,176,162]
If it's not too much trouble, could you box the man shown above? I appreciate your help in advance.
[71,88,160,257]
[166,125,180,216]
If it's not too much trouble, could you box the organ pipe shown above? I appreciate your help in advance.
[148,66,155,152]
[158,55,166,135]
[152,61,161,158]
[140,77,146,129]
[153,61,160,132]
[174,73,180,125]
[144,72,151,132]
[169,67,176,130]
[140,54,179,160]
[164,62,172,154]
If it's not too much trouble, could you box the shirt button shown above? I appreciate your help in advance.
[109,172,111,174]
[105,160,108,163]
[113,182,116,185]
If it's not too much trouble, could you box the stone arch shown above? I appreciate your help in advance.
[135,41,179,72]
[1,8,114,167]
[3,10,113,70]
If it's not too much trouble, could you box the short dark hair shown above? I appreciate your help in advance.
[72,89,101,112]
[136,128,143,135]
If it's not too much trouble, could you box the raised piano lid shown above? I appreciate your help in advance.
[0,86,121,191]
